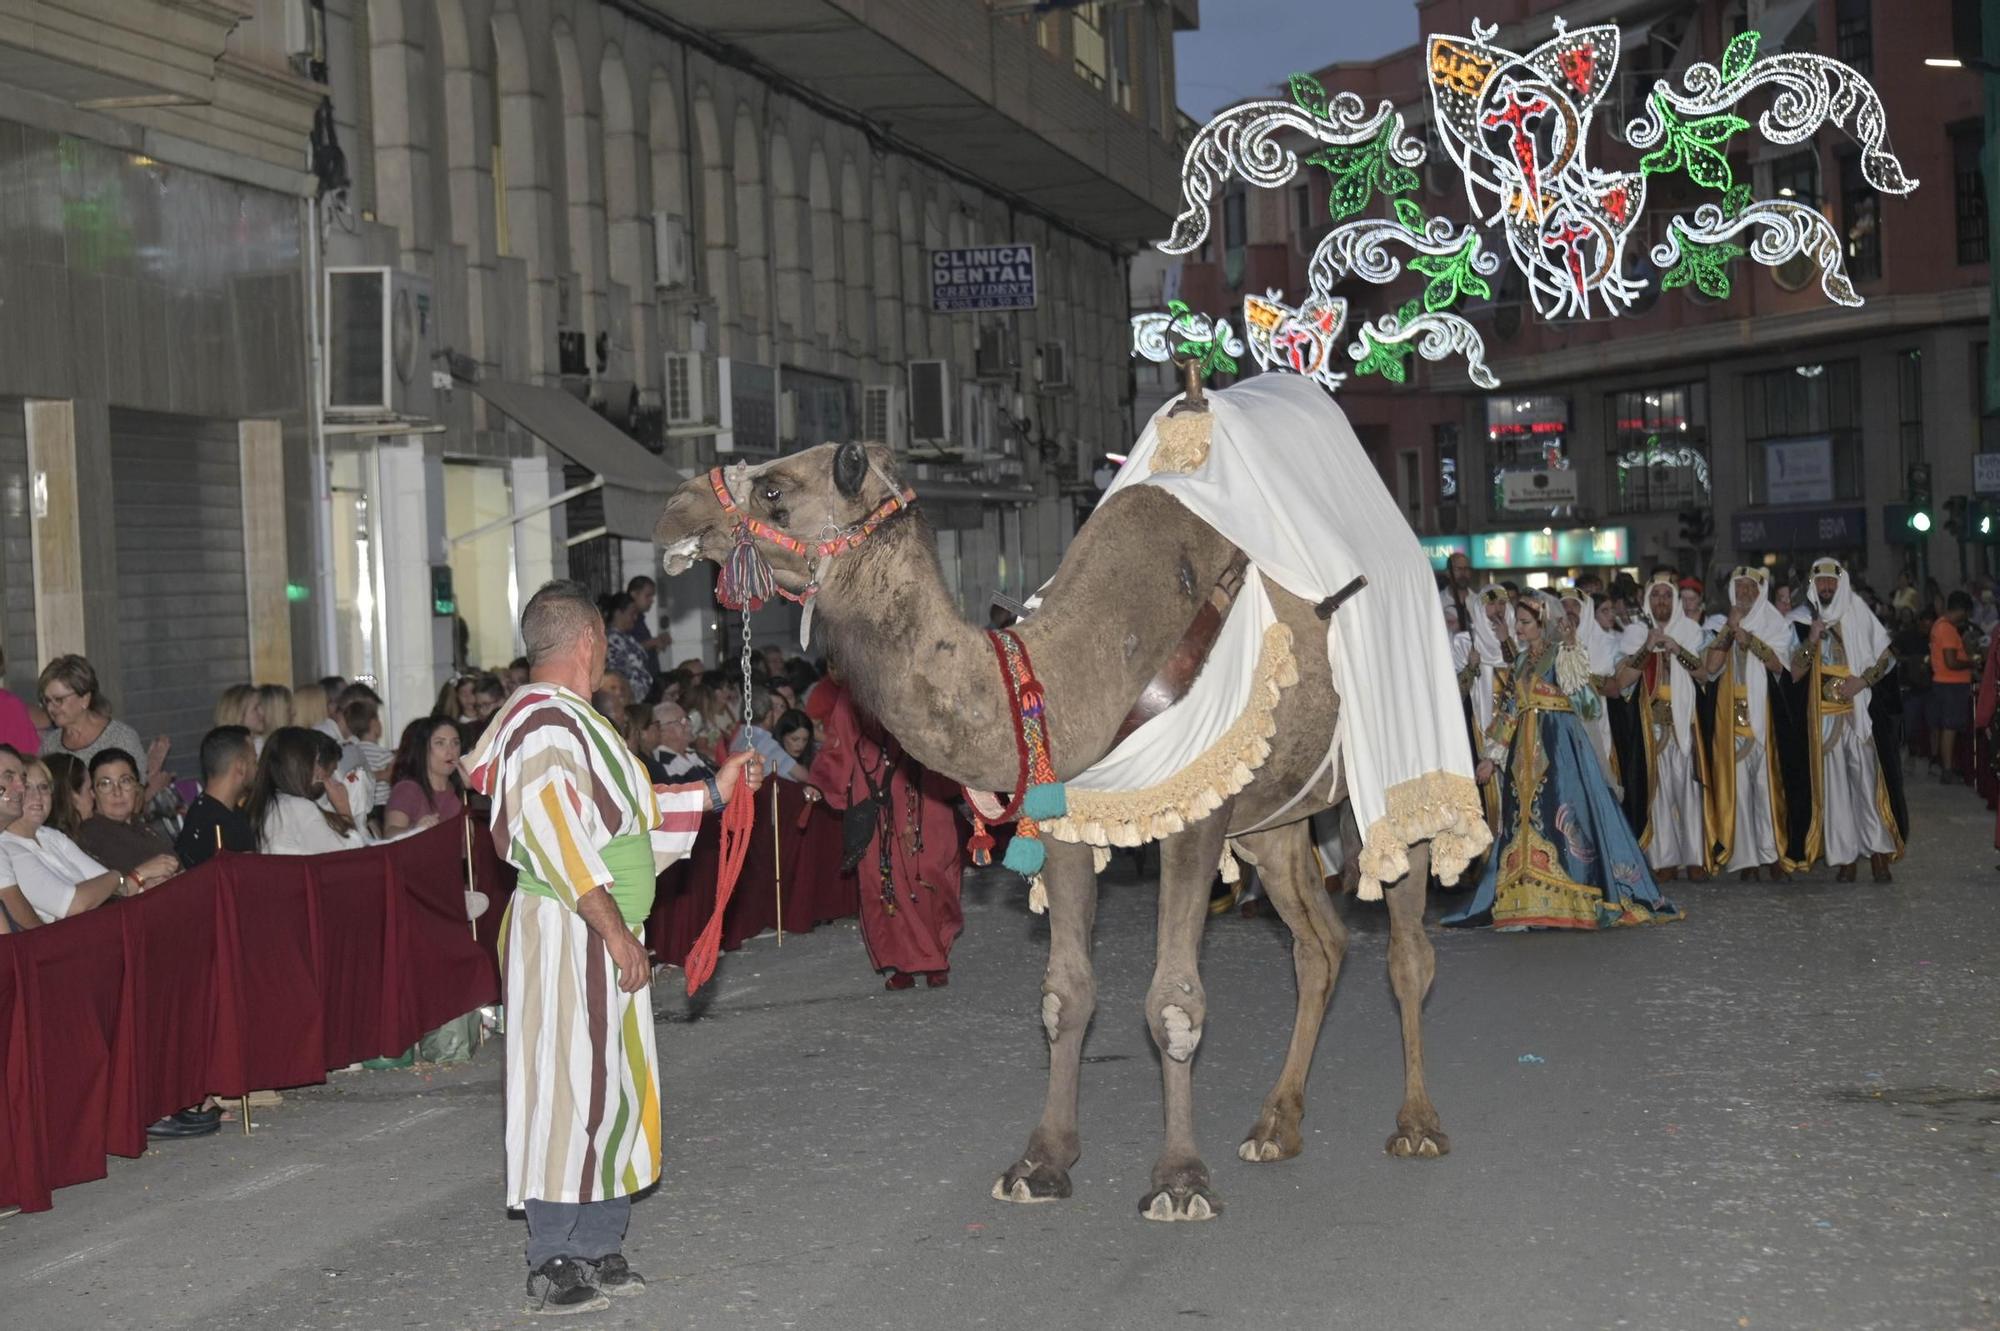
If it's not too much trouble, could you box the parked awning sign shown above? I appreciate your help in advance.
[930,245,1038,312]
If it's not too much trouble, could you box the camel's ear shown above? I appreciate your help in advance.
[833,439,868,499]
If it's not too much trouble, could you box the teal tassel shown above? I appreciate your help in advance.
[1022,782,1067,821]
[1002,834,1046,877]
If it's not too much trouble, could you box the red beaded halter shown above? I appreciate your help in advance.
[708,465,916,610]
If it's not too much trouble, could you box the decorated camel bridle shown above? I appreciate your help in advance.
[707,466,916,611]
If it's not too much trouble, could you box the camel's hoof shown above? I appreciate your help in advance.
[1385,1128,1451,1159]
[991,1159,1070,1204]
[1138,1183,1223,1222]
[1236,1133,1298,1163]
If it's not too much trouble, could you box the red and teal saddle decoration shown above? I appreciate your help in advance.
[966,628,1065,877]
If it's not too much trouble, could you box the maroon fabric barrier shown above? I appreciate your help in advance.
[0,817,497,1214]
[469,782,859,973]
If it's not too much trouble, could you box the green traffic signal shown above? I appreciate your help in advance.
[1909,510,1933,533]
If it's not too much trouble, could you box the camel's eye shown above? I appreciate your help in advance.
[760,484,781,504]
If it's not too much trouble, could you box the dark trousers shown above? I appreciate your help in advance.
[525,1196,631,1268]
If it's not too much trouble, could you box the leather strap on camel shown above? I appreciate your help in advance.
[1113,550,1252,745]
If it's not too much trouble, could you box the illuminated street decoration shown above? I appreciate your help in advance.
[1242,290,1348,389]
[1130,300,1245,377]
[1148,17,1917,391]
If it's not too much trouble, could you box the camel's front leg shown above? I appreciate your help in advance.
[993,838,1099,1204]
[1383,843,1450,1159]
[1138,811,1231,1221]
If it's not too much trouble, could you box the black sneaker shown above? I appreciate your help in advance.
[147,1109,221,1139]
[525,1257,609,1316]
[589,1254,647,1298]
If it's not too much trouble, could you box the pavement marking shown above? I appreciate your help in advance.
[25,1238,127,1281]
[213,1161,321,1202]
[356,1105,458,1141]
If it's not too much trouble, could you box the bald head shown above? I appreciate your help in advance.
[522,579,602,667]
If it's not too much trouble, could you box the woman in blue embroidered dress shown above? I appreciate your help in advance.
[1445,595,1681,931]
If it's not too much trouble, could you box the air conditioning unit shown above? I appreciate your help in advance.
[862,384,904,448]
[664,351,717,428]
[653,211,692,290]
[961,384,997,460]
[324,266,437,420]
[908,359,953,445]
[1038,340,1071,390]
[778,389,799,444]
[974,323,1016,381]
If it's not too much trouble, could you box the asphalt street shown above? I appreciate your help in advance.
[4,778,1995,1331]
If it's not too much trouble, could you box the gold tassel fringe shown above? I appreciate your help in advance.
[1352,770,1492,901]
[1041,622,1298,849]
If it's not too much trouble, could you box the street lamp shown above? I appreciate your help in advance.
[1926,55,2000,72]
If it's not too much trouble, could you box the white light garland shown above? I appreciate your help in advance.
[1158,94,1424,256]
[1628,52,1916,195]
[1652,200,1859,307]
[1130,309,1245,364]
[1309,214,1499,290]
[1348,309,1499,389]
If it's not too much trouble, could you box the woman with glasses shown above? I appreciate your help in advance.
[74,748,182,879]
[1,757,169,921]
[37,655,171,806]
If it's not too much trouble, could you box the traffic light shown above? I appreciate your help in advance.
[1907,462,1934,533]
[1945,495,1969,539]
[1973,499,1999,542]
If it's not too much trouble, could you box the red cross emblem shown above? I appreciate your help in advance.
[1480,88,1556,205]
[1541,218,1597,297]
[1275,325,1322,373]
[1558,44,1596,95]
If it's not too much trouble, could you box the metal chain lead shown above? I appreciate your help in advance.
[739,609,755,728]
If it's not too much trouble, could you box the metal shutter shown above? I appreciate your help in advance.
[109,411,250,766]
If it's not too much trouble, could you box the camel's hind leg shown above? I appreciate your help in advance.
[1383,842,1449,1158]
[1137,809,1232,1222]
[993,838,1099,1203]
[1233,820,1348,1163]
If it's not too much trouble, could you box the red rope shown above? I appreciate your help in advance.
[682,787,759,995]
[966,629,1033,823]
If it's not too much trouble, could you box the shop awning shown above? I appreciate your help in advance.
[468,378,684,542]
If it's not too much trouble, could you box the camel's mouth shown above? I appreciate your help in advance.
[660,533,704,577]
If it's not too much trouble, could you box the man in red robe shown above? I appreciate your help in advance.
[806,677,966,989]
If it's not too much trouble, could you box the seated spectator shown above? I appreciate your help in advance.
[39,654,170,803]
[311,675,346,738]
[257,684,295,736]
[651,702,714,781]
[74,748,181,877]
[382,716,462,836]
[596,670,634,715]
[337,694,393,807]
[292,682,328,738]
[249,727,369,855]
[3,757,171,921]
[732,687,806,782]
[459,672,508,746]
[177,725,256,869]
[773,708,815,767]
[42,752,91,836]
[506,656,530,690]
[0,647,39,756]
[0,746,38,933]
[214,682,260,731]
[621,704,670,783]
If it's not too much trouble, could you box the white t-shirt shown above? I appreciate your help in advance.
[260,793,370,856]
[0,826,110,923]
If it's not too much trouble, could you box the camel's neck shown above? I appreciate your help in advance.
[813,513,1017,792]
[811,488,1241,796]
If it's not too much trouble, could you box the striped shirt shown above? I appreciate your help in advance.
[463,683,705,907]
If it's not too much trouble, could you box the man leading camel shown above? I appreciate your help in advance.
[464,579,762,1314]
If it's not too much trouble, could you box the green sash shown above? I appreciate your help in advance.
[514,832,657,927]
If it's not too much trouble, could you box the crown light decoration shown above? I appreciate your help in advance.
[1136,19,1917,392]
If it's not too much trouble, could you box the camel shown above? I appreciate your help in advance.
[655,433,1449,1222]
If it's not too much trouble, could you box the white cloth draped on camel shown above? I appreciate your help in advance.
[1036,374,1488,900]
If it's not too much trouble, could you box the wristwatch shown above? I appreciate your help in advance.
[701,772,724,812]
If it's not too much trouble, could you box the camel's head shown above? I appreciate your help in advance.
[655,440,907,592]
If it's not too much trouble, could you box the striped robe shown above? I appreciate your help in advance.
[464,683,707,1207]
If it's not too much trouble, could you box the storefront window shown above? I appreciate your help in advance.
[1742,361,1862,503]
[1486,394,1570,514]
[1606,383,1709,512]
